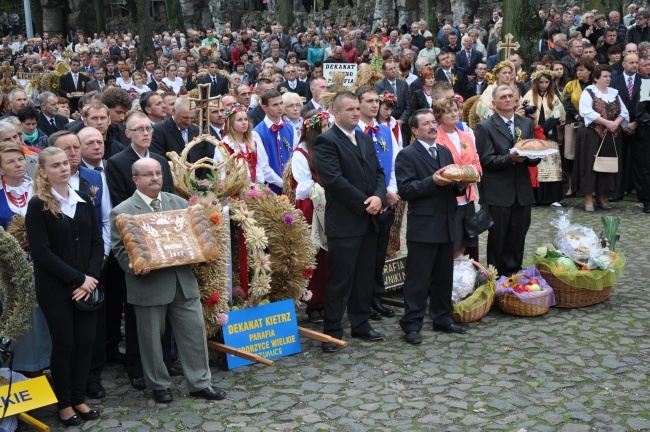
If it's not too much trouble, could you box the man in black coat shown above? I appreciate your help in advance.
[57,58,90,112]
[475,84,539,277]
[147,67,165,91]
[150,96,200,158]
[197,60,229,97]
[312,92,387,352]
[610,54,642,201]
[37,91,69,136]
[249,79,275,128]
[277,64,310,99]
[434,51,469,99]
[466,62,489,97]
[374,59,408,121]
[395,109,468,345]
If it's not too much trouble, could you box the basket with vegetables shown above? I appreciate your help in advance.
[496,265,555,316]
[451,258,498,323]
[524,211,625,308]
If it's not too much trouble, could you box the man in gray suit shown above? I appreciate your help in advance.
[110,158,227,404]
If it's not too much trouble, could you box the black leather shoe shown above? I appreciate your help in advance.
[609,194,623,202]
[167,365,184,376]
[351,329,385,341]
[73,407,101,421]
[86,382,106,399]
[106,351,127,365]
[130,377,147,390]
[404,331,422,345]
[643,203,650,213]
[190,385,227,401]
[371,298,396,317]
[321,342,338,353]
[153,388,173,403]
[58,414,83,427]
[369,309,383,320]
[432,323,467,334]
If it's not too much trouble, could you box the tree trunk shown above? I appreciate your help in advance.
[93,0,106,33]
[277,0,294,32]
[136,0,156,59]
[502,0,542,70]
[165,0,185,31]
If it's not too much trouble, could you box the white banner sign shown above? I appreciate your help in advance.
[323,63,358,88]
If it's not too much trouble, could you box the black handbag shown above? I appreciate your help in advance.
[74,286,104,312]
[463,181,494,239]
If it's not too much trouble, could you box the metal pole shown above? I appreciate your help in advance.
[23,0,34,38]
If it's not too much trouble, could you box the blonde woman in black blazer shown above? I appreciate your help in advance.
[25,147,104,427]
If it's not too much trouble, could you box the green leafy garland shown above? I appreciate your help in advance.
[0,227,36,340]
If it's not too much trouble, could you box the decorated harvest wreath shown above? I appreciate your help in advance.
[168,131,316,338]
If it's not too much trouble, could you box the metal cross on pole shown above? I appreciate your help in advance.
[188,83,221,133]
[497,33,521,59]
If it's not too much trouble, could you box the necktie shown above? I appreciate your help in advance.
[390,81,397,94]
[50,118,56,127]
[506,119,514,139]
[181,129,188,143]
[270,123,284,133]
[466,50,471,63]
[348,132,357,146]
[73,74,78,88]
[446,71,451,81]
[476,82,482,95]
[627,76,634,99]
[151,199,162,212]
[212,77,217,87]
[364,125,380,134]
[290,81,295,90]
[94,166,103,172]
[428,145,437,160]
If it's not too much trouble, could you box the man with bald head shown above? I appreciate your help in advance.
[111,158,227,403]
[150,96,200,158]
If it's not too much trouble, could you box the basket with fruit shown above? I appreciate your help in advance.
[524,214,625,308]
[496,266,555,316]
[451,258,498,323]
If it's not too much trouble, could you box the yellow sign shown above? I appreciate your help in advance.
[15,72,42,80]
[0,376,57,417]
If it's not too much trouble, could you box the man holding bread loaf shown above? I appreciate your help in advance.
[395,109,469,344]
[111,158,227,404]
[475,84,540,277]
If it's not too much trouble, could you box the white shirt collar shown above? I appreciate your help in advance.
[499,114,515,124]
[130,145,150,158]
[263,116,283,128]
[51,185,85,218]
[136,190,162,211]
[624,72,636,81]
[418,139,436,151]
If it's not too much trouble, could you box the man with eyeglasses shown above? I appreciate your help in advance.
[151,96,200,159]
[110,156,227,404]
[277,65,309,99]
[626,11,650,45]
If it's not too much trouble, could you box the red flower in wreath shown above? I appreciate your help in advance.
[303,267,314,279]
[211,212,221,225]
[207,291,221,307]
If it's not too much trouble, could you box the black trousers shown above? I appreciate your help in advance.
[632,127,650,203]
[87,261,109,385]
[40,299,97,410]
[487,202,532,277]
[105,254,126,357]
[323,228,378,339]
[399,240,454,333]
[373,209,395,298]
[616,133,634,194]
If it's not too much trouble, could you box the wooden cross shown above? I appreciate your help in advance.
[188,83,221,133]
[368,34,385,58]
[497,33,520,58]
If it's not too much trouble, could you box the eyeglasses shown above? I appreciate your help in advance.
[137,171,163,178]
[128,126,153,133]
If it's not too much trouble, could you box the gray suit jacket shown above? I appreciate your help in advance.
[110,191,200,306]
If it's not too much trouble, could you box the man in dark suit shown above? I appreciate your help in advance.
[248,79,275,127]
[610,54,642,201]
[197,60,229,97]
[466,62,489,96]
[111,157,226,404]
[434,51,469,99]
[105,113,177,391]
[301,77,328,116]
[85,66,107,93]
[312,92,387,352]
[455,36,483,77]
[57,58,90,112]
[147,67,165,91]
[277,64,309,99]
[395,109,468,344]
[150,96,200,159]
[475,85,539,277]
[543,33,569,60]
[37,92,69,136]
[374,59,408,121]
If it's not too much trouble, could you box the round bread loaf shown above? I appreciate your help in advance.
[515,138,552,151]
[440,164,480,182]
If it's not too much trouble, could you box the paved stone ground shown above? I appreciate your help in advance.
[22,195,650,431]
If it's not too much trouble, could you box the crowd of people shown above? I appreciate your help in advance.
[0,4,649,426]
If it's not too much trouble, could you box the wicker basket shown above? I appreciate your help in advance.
[536,263,612,308]
[497,290,552,317]
[452,259,495,323]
